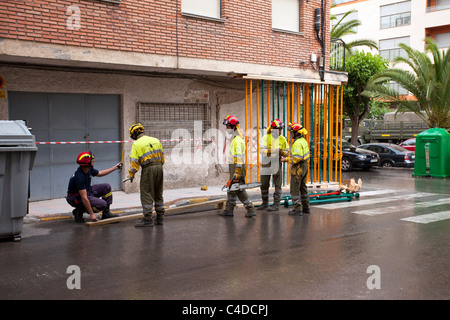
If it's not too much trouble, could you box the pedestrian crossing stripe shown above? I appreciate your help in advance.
[352,198,450,216]
[401,211,450,224]
[358,189,397,196]
[316,192,434,209]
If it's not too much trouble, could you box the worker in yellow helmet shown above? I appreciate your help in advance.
[123,123,165,227]
[281,123,310,216]
[220,115,255,218]
[258,119,289,211]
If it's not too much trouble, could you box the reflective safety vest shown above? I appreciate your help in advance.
[228,135,245,167]
[260,133,288,157]
[289,137,310,164]
[128,135,165,178]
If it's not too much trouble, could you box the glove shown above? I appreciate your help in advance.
[233,166,243,180]
[280,150,288,158]
[122,177,134,183]
[291,165,303,181]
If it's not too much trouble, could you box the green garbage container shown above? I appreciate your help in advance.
[0,120,37,241]
[413,128,450,178]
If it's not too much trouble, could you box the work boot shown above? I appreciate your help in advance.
[267,204,279,212]
[72,208,84,223]
[245,207,256,218]
[135,218,154,227]
[155,215,164,225]
[288,209,303,216]
[219,210,234,217]
[256,203,269,210]
[101,210,118,220]
[303,207,311,214]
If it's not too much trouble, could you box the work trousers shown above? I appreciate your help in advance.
[225,164,254,212]
[289,161,310,211]
[140,162,164,221]
[66,183,113,213]
[260,160,283,205]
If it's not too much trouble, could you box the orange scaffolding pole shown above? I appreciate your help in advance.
[245,80,248,182]
[339,85,344,185]
[256,80,260,182]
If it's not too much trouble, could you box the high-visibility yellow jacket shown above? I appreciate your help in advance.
[128,135,165,178]
[228,135,245,168]
[260,133,288,157]
[288,137,310,164]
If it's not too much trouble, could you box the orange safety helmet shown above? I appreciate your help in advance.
[223,115,239,126]
[77,151,94,167]
[271,119,285,129]
[288,123,307,136]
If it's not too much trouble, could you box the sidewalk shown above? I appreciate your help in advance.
[25,185,270,222]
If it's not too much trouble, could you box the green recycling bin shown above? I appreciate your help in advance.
[0,120,37,241]
[413,128,450,178]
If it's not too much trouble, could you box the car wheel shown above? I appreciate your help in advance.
[381,160,393,168]
[341,157,352,172]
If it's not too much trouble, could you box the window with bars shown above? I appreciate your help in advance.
[137,102,211,149]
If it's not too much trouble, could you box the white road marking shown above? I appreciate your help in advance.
[353,198,450,216]
[316,192,434,209]
[401,211,450,224]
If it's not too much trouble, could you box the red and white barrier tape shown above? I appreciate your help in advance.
[36,138,211,145]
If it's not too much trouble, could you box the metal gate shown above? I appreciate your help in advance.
[8,92,121,201]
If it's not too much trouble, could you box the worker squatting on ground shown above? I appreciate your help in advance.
[281,123,311,215]
[257,119,289,212]
[66,151,122,222]
[123,123,165,227]
[220,115,256,218]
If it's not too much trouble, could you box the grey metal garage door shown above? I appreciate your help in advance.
[8,92,121,201]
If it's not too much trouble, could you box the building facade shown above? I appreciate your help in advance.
[0,0,346,200]
[332,0,450,56]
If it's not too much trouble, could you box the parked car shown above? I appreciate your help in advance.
[358,143,415,168]
[399,138,416,152]
[311,140,380,172]
[339,140,380,172]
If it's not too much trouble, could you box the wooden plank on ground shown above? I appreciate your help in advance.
[85,198,226,227]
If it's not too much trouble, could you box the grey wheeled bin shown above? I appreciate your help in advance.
[0,120,37,241]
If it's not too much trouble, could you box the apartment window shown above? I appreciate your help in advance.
[272,0,300,33]
[435,32,450,48]
[388,81,409,96]
[333,0,355,4]
[427,0,450,12]
[380,1,411,29]
[182,0,221,20]
[379,36,410,61]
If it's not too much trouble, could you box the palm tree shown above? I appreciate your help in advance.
[363,38,450,128]
[331,8,378,55]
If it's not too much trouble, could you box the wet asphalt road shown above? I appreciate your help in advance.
[0,168,449,301]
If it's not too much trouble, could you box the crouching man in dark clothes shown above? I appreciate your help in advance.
[66,151,123,222]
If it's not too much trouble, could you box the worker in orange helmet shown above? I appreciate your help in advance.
[281,123,311,216]
[220,115,255,218]
[66,151,123,222]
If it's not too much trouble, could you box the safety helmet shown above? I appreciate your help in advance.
[129,123,145,140]
[223,115,239,126]
[77,151,94,167]
[271,119,285,129]
[288,123,308,136]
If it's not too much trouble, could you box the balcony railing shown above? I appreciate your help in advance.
[330,37,346,71]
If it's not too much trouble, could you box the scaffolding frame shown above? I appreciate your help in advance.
[243,79,345,187]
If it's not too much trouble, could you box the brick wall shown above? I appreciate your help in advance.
[0,0,330,70]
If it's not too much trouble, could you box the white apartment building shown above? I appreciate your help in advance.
[331,0,450,56]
